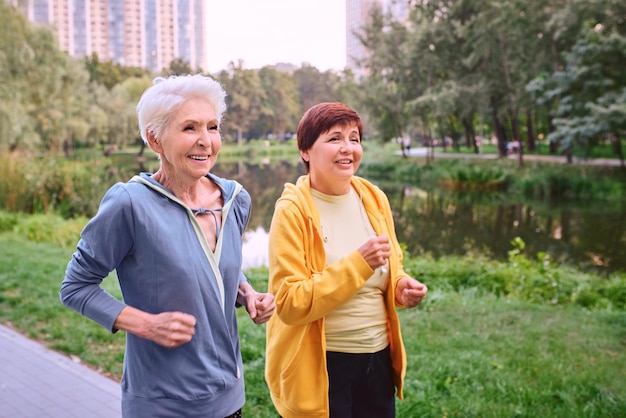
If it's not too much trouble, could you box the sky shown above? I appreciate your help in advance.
[205,0,347,73]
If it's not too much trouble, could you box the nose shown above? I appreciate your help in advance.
[197,130,212,148]
[339,137,353,152]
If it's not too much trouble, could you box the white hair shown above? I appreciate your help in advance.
[136,74,227,144]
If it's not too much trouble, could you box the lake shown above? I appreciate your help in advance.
[204,159,626,275]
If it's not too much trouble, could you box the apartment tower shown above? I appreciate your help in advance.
[10,0,208,73]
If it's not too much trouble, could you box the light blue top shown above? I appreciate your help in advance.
[60,172,250,418]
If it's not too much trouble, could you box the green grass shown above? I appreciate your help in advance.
[399,291,626,417]
[1,232,625,417]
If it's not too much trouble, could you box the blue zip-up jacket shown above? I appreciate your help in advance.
[60,172,250,418]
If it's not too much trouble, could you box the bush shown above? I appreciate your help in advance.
[0,152,106,218]
[0,211,19,233]
[12,214,87,248]
[403,238,626,311]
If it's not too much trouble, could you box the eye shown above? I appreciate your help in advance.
[183,124,195,131]
[351,137,361,143]
[208,123,219,131]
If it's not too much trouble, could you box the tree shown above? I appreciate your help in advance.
[0,1,91,154]
[165,58,194,76]
[256,66,300,140]
[293,64,342,113]
[217,61,267,144]
[358,6,425,143]
[532,27,626,165]
[85,53,150,90]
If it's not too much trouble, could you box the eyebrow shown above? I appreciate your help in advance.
[179,117,218,125]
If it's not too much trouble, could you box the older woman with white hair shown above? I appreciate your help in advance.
[61,74,275,418]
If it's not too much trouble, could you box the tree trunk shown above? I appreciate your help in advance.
[462,116,478,153]
[449,119,460,152]
[491,96,507,157]
[612,134,625,170]
[548,114,558,154]
[423,114,435,164]
[237,128,243,147]
[565,148,573,163]
[517,132,524,168]
[498,33,522,166]
[526,109,536,152]
[137,141,146,157]
[438,118,447,151]
[62,138,72,158]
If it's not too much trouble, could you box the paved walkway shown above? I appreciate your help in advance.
[0,324,121,418]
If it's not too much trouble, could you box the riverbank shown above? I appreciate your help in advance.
[400,147,624,166]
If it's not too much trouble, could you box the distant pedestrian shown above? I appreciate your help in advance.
[403,136,411,154]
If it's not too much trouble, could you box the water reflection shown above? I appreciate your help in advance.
[242,227,270,269]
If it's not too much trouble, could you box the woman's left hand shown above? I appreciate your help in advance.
[395,277,428,308]
[246,292,276,324]
[238,282,276,324]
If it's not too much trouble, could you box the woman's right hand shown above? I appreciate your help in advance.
[114,306,196,348]
[147,311,197,348]
[358,235,391,270]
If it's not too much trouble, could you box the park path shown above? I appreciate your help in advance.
[0,323,121,417]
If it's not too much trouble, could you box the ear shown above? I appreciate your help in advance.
[146,129,162,153]
[300,150,309,162]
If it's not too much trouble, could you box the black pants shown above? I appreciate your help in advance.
[326,346,395,418]
[224,409,242,418]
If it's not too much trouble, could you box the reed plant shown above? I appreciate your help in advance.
[438,164,512,191]
[0,152,106,218]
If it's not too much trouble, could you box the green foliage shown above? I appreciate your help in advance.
[0,153,108,218]
[163,57,194,77]
[404,237,626,311]
[440,165,511,191]
[0,1,94,153]
[0,211,19,233]
[12,213,87,248]
[254,67,301,140]
[518,163,625,200]
[84,53,150,90]
[533,26,626,155]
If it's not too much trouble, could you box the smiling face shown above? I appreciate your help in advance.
[148,97,221,182]
[300,121,362,195]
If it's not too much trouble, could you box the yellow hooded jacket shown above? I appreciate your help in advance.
[265,174,410,418]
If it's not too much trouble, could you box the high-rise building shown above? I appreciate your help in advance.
[9,0,208,73]
[345,0,409,78]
